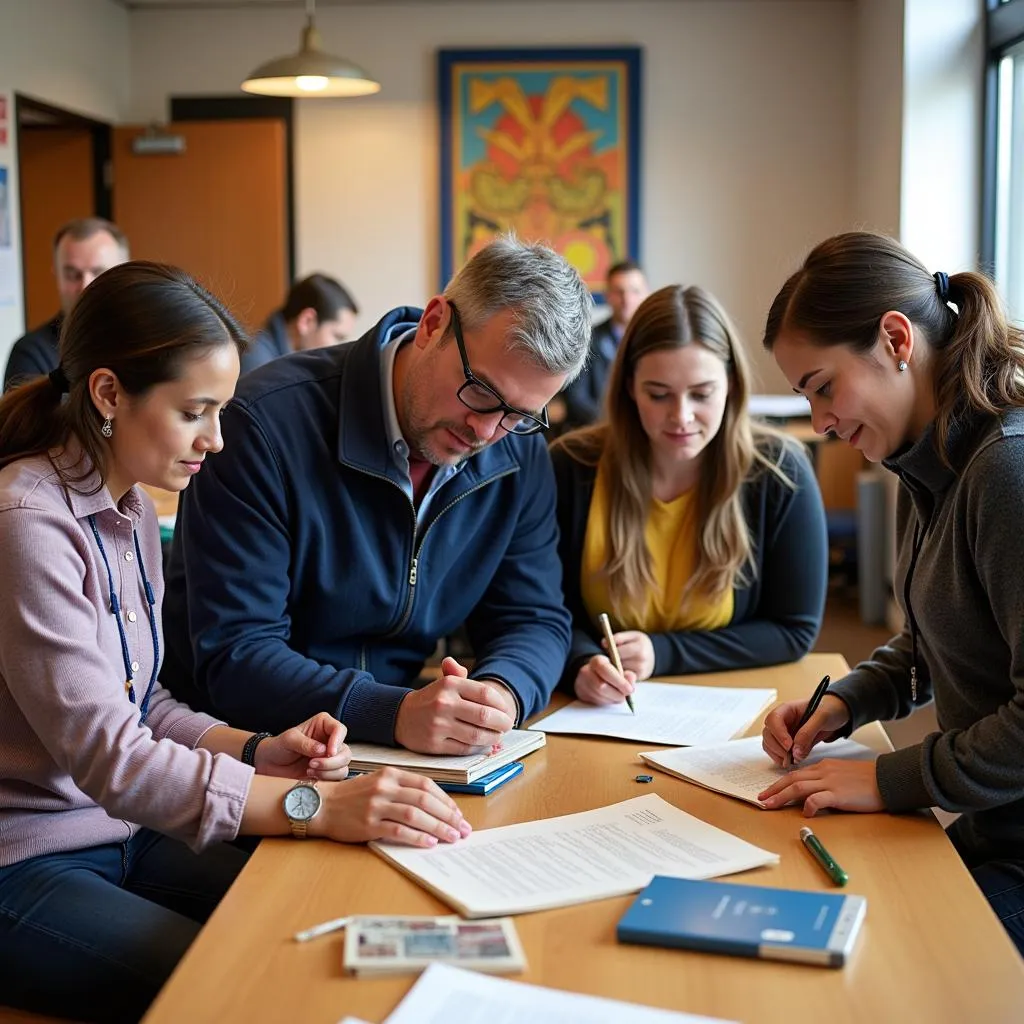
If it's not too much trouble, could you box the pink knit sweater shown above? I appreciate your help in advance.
[0,448,254,867]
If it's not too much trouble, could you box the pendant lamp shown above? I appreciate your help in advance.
[241,0,380,98]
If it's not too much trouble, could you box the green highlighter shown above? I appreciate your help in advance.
[800,826,849,887]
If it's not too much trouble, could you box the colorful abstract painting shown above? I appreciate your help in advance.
[438,47,642,295]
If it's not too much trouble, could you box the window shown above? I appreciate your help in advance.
[984,0,1024,321]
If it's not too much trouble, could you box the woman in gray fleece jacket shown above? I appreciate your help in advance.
[757,231,1024,955]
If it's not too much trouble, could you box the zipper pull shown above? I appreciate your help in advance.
[409,557,418,587]
[910,665,918,703]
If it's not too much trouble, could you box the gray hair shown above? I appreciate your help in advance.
[443,235,591,383]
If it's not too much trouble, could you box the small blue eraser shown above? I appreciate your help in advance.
[635,774,653,783]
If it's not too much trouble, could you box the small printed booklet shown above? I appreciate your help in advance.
[345,729,545,785]
[617,876,867,967]
[342,914,526,977]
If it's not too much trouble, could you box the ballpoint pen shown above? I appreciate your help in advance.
[799,826,849,886]
[293,915,350,943]
[598,612,635,714]
[784,673,830,767]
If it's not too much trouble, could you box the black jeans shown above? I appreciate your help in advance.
[0,828,248,1022]
[948,819,1024,956]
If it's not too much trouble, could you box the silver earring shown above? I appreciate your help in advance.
[101,417,113,438]
[897,359,907,372]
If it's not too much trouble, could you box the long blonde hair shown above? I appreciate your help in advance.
[552,284,792,619]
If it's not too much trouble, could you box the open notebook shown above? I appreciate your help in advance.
[639,735,878,808]
[346,729,545,784]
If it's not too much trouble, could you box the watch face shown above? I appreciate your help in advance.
[284,784,321,822]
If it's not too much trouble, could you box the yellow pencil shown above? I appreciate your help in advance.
[598,612,635,714]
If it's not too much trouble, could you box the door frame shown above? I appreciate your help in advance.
[14,94,112,323]
[169,95,296,280]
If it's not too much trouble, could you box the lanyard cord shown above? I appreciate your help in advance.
[87,514,160,722]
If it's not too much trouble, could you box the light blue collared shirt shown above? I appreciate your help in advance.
[379,328,464,531]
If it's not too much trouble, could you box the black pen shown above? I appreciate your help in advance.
[784,674,830,768]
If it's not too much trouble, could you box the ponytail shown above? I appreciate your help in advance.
[0,374,70,470]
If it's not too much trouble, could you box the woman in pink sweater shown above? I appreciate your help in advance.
[0,262,470,1023]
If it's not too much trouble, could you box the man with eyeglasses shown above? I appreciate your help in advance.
[161,237,592,755]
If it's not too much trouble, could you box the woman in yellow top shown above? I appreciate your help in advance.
[550,285,828,704]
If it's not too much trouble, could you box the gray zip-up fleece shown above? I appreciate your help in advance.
[829,407,1024,861]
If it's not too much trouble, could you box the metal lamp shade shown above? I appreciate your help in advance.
[241,24,379,98]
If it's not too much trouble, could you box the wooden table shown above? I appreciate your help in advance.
[143,655,1024,1023]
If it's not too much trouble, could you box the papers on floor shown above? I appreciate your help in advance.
[343,914,525,977]
[346,729,545,784]
[532,682,777,746]
[640,735,878,808]
[379,962,736,1024]
[371,793,778,919]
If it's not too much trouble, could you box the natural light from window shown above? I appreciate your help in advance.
[994,40,1024,324]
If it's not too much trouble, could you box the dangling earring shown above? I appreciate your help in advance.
[101,416,113,438]
[897,359,908,372]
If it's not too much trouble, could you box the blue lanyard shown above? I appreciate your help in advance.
[87,514,160,723]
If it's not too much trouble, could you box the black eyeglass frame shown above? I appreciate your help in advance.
[447,302,550,436]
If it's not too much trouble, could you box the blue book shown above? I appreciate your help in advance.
[617,875,866,967]
[438,760,524,795]
[348,761,524,796]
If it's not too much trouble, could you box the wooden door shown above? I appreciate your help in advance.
[19,126,94,328]
[112,120,287,331]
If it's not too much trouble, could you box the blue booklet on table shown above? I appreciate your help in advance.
[617,875,866,967]
[439,760,524,795]
[349,760,524,796]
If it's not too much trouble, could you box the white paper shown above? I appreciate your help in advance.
[640,735,878,807]
[748,394,811,418]
[383,963,735,1024]
[371,794,778,918]
[532,682,777,746]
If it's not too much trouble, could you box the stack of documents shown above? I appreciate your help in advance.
[346,729,545,784]
[532,682,777,746]
[343,915,525,977]
[342,962,737,1024]
[371,793,778,918]
[639,735,878,808]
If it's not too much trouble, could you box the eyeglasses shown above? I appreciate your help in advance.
[447,302,550,436]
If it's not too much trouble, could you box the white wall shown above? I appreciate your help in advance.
[128,0,856,392]
[0,0,131,360]
[854,0,904,234]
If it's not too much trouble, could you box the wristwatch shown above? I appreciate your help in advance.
[282,780,322,839]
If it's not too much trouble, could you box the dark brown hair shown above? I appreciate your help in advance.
[763,231,1024,457]
[282,272,358,322]
[0,261,247,489]
[552,285,793,615]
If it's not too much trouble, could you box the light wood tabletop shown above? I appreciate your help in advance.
[143,654,1024,1023]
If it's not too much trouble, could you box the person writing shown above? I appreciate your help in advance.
[758,231,1024,955]
[550,284,827,705]
[0,262,469,1023]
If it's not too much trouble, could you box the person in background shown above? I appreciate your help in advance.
[241,272,358,374]
[758,231,1024,957]
[3,216,129,390]
[162,236,591,755]
[551,284,827,705]
[0,262,469,1023]
[558,259,649,431]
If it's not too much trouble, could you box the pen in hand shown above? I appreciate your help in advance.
[783,673,830,768]
[799,826,848,887]
[598,613,635,714]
